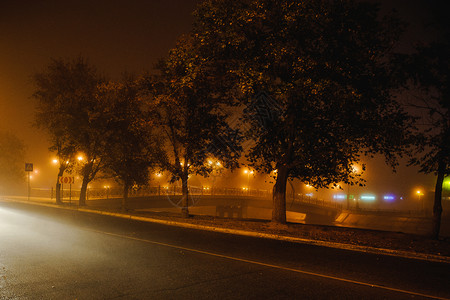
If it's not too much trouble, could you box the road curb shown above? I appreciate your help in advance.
[3,198,450,264]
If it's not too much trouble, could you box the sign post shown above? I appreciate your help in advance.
[25,163,33,201]
[58,176,75,205]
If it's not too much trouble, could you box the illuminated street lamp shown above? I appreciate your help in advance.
[243,169,254,192]
[416,190,424,211]
[104,185,110,200]
[155,172,163,195]
[346,165,360,210]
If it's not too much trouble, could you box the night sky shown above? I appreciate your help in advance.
[0,0,439,203]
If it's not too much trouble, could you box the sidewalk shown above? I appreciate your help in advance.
[2,196,450,264]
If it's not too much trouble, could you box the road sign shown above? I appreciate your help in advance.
[25,163,33,172]
[58,176,75,184]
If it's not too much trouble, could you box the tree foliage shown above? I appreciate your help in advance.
[192,0,411,223]
[407,42,450,238]
[146,35,242,217]
[32,57,108,205]
[99,76,156,211]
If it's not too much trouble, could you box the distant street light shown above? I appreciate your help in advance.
[347,165,360,210]
[243,169,254,193]
[416,190,424,211]
[104,185,110,200]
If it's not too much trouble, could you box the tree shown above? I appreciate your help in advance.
[192,0,411,223]
[32,57,108,206]
[48,136,76,205]
[403,0,450,239]
[0,131,25,194]
[99,76,155,212]
[407,43,450,239]
[146,36,242,218]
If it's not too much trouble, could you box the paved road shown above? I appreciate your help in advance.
[1,201,449,299]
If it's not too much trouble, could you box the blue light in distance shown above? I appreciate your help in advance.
[383,195,396,202]
[333,194,347,201]
[360,194,376,202]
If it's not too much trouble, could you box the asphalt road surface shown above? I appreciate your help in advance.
[1,201,449,299]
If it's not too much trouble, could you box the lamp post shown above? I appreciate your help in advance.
[416,190,424,212]
[104,185,110,200]
[346,165,359,210]
[243,169,254,194]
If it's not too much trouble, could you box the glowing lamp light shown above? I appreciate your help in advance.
[333,194,347,201]
[360,194,376,202]
[383,195,395,202]
[306,193,313,197]
[52,159,58,164]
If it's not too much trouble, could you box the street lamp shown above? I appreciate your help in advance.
[346,165,360,210]
[243,169,254,193]
[416,190,424,211]
[104,185,110,200]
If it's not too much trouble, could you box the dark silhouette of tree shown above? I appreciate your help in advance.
[408,43,450,239]
[99,76,156,212]
[0,131,25,194]
[192,0,411,224]
[401,0,450,239]
[146,36,242,218]
[32,57,108,206]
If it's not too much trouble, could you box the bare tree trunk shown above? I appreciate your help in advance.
[79,177,89,206]
[272,165,288,224]
[432,160,445,239]
[55,165,65,205]
[181,174,189,218]
[79,162,93,206]
[122,181,129,213]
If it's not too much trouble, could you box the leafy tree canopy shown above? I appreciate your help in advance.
[191,0,412,223]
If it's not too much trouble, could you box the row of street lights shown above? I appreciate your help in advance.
[44,155,443,209]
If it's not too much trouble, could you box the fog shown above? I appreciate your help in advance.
[0,0,445,212]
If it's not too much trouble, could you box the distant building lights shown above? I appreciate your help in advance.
[333,194,347,201]
[383,195,395,202]
[360,194,376,202]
